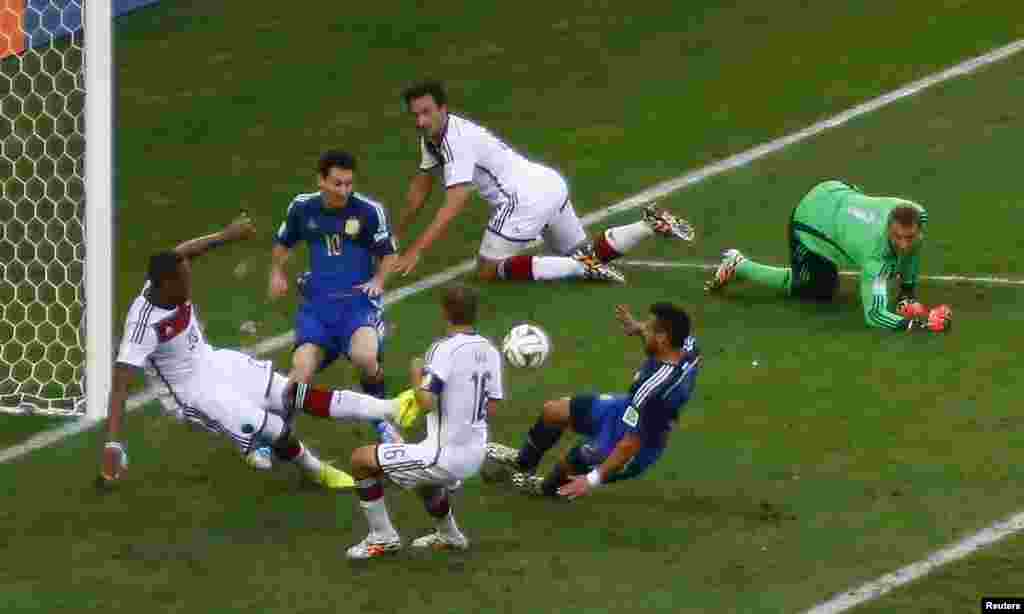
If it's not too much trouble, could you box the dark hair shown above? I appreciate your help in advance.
[441,283,478,326]
[402,80,448,108]
[318,150,357,178]
[148,251,183,288]
[889,206,921,227]
[649,302,691,348]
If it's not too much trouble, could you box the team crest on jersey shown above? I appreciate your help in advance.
[307,219,318,231]
[344,217,361,236]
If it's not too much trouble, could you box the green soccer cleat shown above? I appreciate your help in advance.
[314,463,355,490]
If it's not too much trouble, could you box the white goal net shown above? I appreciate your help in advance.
[0,1,111,418]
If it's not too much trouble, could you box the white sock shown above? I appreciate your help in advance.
[531,256,585,280]
[437,510,461,538]
[292,442,322,475]
[329,390,398,422]
[360,497,398,538]
[605,221,655,254]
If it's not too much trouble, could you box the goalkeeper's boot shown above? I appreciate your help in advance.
[705,248,746,292]
[643,203,695,242]
[314,463,356,490]
[572,245,626,284]
[410,530,470,552]
[394,388,426,430]
[511,471,546,496]
[346,533,403,560]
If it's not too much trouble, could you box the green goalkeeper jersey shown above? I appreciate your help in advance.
[792,180,928,330]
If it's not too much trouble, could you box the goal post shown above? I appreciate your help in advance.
[0,0,112,419]
[85,0,113,421]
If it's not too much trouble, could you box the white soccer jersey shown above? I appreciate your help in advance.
[419,113,553,210]
[420,331,504,451]
[116,281,211,403]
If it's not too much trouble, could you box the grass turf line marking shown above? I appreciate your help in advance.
[2,39,1021,467]
[620,260,1024,286]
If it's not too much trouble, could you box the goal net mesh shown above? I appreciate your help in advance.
[0,2,86,416]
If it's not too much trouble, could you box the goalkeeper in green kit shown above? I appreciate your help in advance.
[705,180,951,332]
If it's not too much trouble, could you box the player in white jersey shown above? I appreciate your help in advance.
[101,215,373,490]
[339,284,503,559]
[392,80,695,284]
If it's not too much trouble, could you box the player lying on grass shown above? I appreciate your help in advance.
[332,284,503,558]
[101,216,423,488]
[487,302,700,500]
[268,150,401,443]
[392,80,694,284]
[705,180,951,332]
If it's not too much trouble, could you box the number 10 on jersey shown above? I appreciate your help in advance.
[324,233,343,256]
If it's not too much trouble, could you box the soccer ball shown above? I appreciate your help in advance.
[502,323,551,369]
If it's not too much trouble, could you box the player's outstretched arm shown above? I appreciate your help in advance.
[174,212,256,261]
[558,433,643,500]
[268,245,291,300]
[100,362,139,482]
[395,184,472,276]
[395,172,435,240]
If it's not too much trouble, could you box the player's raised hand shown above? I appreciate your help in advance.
[223,211,256,242]
[395,250,421,276]
[614,304,643,336]
[268,268,289,300]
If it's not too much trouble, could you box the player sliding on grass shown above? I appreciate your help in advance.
[101,215,357,488]
[487,302,700,500]
[392,80,695,284]
[706,180,951,332]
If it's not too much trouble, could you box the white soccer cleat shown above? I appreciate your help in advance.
[511,471,546,496]
[705,248,746,292]
[572,245,626,284]
[486,442,521,470]
[410,531,470,552]
[643,203,695,242]
[345,533,402,560]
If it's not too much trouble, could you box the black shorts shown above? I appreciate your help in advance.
[787,214,840,302]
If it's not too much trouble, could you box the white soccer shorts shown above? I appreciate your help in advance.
[376,442,484,490]
[181,349,288,454]
[478,166,587,260]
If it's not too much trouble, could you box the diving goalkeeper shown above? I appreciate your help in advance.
[705,180,950,332]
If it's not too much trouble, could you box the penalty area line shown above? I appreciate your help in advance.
[620,260,1024,287]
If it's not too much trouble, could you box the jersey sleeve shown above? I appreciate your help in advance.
[115,307,158,368]
[419,137,441,172]
[487,346,505,400]
[440,132,476,188]
[364,200,397,257]
[274,197,304,248]
[421,342,451,395]
[861,260,911,330]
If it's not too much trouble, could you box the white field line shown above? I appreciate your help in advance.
[620,260,1024,286]
[1,38,1020,471]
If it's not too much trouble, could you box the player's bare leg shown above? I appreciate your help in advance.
[288,343,324,385]
[347,445,402,559]
[490,250,626,284]
[410,486,469,551]
[349,326,402,442]
[592,202,695,263]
